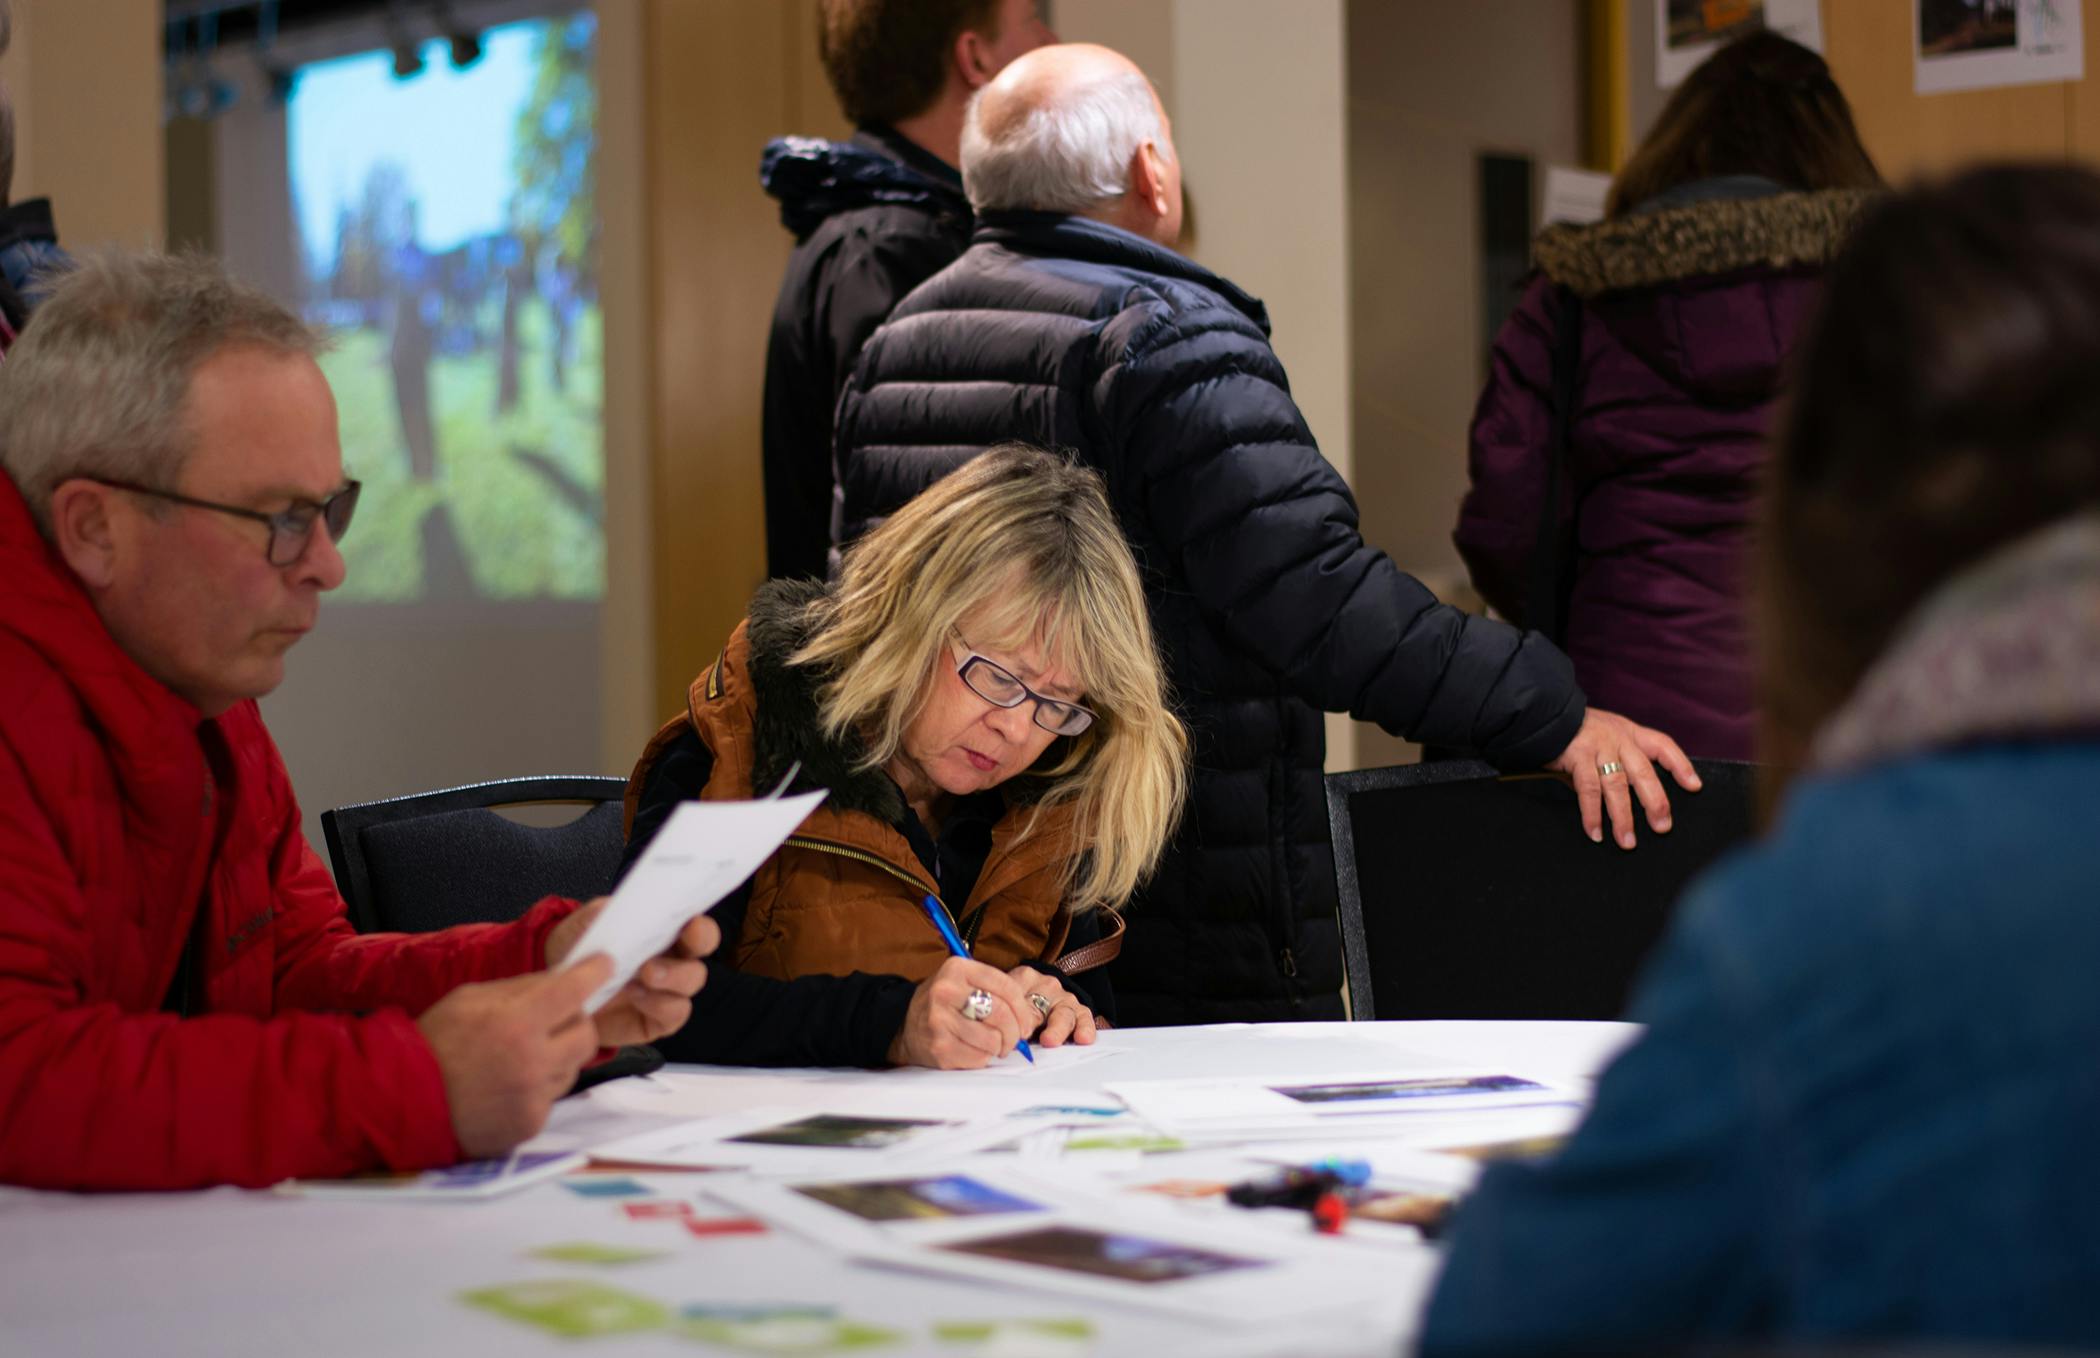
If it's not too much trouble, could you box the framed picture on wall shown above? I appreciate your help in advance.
[1658,0,1825,87]
[1915,0,2084,94]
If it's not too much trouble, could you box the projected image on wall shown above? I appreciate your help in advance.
[289,12,599,603]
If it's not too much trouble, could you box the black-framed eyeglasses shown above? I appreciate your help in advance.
[953,639,1096,737]
[94,477,361,566]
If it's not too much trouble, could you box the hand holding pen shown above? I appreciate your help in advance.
[919,894,1033,1065]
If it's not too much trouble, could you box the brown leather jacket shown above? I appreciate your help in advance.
[624,585,1116,984]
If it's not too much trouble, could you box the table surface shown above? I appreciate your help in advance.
[0,1020,1636,1358]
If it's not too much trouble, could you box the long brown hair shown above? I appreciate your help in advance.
[1759,166,2100,806]
[1609,31,1880,217]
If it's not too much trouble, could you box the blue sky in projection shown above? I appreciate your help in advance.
[288,20,543,272]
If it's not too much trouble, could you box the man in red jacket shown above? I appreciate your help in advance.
[0,251,719,1191]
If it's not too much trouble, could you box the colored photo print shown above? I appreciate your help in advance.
[1270,1074,1546,1105]
[939,1225,1267,1285]
[796,1175,1044,1222]
[728,1114,951,1150]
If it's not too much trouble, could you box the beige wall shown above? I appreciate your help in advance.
[1346,0,1587,768]
[2,0,163,248]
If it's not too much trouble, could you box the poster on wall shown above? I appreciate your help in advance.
[1658,0,1825,88]
[1915,0,2083,94]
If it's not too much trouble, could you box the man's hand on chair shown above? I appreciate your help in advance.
[1546,708,1702,850]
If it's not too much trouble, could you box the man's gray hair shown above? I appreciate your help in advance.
[0,249,325,535]
[961,66,1170,214]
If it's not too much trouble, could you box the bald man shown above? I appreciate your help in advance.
[833,45,1696,1026]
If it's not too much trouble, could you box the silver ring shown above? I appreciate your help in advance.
[959,988,996,1022]
[1598,761,1624,777]
[1027,992,1055,1018]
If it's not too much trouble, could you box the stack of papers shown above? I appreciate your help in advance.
[1103,1068,1572,1144]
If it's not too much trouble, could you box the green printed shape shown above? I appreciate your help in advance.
[461,1279,670,1337]
[1062,1133,1185,1153]
[528,1242,671,1266]
[676,1313,904,1353]
[934,1317,1096,1342]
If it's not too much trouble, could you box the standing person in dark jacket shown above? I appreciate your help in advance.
[0,0,64,334]
[1457,33,1881,760]
[759,0,1055,581]
[835,44,1697,1027]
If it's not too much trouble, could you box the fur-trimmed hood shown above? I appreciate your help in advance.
[741,579,1048,823]
[1530,186,1875,403]
[1534,187,1877,299]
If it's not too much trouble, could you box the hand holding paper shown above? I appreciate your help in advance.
[545,899,717,1047]
[551,788,828,1014]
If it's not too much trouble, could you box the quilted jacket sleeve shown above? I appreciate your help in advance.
[1455,275,1568,624]
[0,731,464,1191]
[1110,301,1585,772]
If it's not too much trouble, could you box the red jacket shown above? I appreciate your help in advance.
[0,477,576,1190]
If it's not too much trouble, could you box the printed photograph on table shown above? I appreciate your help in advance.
[728,1114,952,1150]
[939,1225,1270,1285]
[796,1174,1045,1222]
[1271,1074,1548,1105]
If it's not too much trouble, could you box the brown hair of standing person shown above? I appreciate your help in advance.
[819,0,1007,125]
[1757,165,2100,798]
[1608,30,1881,217]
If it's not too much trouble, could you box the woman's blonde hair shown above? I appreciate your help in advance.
[792,444,1188,910]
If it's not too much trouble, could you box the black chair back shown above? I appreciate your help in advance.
[322,776,629,934]
[1324,758,1758,1021]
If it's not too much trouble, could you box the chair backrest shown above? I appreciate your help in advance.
[1324,758,1758,1021]
[322,776,630,934]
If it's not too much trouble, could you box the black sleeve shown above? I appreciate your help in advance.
[1111,317,1586,772]
[1015,907,1115,1024]
[764,217,965,581]
[620,724,919,1068]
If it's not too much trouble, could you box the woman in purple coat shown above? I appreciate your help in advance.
[1456,33,1879,760]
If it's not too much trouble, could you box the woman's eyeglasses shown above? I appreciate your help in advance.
[93,478,361,567]
[953,640,1096,736]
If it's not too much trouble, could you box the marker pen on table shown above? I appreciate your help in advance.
[920,894,1033,1064]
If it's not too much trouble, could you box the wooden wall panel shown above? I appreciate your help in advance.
[642,1,846,719]
[2068,6,2100,161]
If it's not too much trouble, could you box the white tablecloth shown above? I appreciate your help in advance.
[0,1020,1636,1358]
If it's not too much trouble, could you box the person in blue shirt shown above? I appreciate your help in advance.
[1421,163,2100,1354]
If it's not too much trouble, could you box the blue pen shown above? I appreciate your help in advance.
[921,894,1033,1064]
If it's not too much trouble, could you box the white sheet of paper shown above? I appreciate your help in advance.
[561,789,825,1012]
[1105,1068,1571,1142]
[1540,166,1612,228]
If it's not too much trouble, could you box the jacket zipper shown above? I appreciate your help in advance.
[781,834,984,950]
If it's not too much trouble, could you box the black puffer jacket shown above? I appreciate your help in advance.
[759,125,971,581]
[836,211,1586,1025]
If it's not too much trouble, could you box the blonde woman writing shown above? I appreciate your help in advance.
[620,444,1188,1069]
